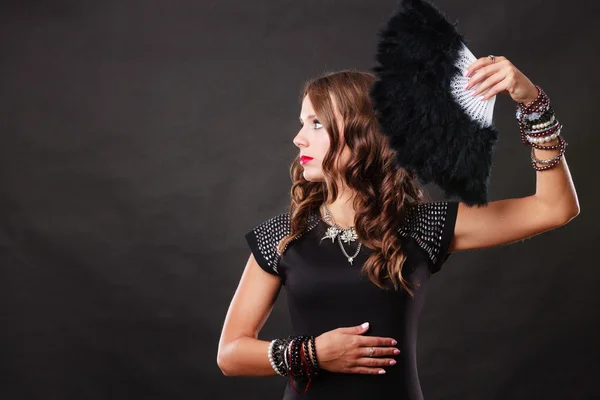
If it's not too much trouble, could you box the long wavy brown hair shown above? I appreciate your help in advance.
[277,70,425,296]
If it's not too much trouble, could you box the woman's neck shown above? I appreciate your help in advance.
[321,187,358,229]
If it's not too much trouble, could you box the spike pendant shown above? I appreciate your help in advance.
[320,204,362,265]
[337,233,361,265]
[320,222,361,265]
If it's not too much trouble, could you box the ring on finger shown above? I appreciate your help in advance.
[488,54,495,64]
[368,347,374,357]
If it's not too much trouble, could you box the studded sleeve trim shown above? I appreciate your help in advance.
[245,212,292,276]
[245,211,322,276]
[398,201,459,274]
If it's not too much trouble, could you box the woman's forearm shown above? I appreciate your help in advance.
[532,139,580,222]
[517,92,579,223]
[217,336,278,377]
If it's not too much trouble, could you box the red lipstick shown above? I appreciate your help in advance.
[300,156,314,165]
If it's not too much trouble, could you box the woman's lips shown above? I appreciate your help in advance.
[300,156,313,165]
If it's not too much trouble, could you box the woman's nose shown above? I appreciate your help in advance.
[293,130,307,148]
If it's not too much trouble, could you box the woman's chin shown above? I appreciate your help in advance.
[302,170,324,182]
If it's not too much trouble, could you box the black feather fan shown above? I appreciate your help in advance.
[370,0,499,206]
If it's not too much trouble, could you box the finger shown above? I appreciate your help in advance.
[338,322,370,335]
[470,71,505,97]
[357,357,397,368]
[355,346,400,358]
[370,346,401,357]
[464,56,495,77]
[349,367,387,375]
[357,336,398,347]
[464,63,502,90]
[480,79,509,101]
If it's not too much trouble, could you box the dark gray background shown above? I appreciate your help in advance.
[1,0,598,399]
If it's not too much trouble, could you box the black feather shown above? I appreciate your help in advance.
[370,0,499,206]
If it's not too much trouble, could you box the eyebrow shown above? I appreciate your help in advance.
[299,114,317,121]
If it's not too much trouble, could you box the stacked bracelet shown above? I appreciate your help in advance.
[268,338,289,376]
[530,135,568,171]
[267,335,321,394]
[516,84,568,171]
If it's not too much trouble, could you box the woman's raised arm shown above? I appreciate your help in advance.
[449,56,580,253]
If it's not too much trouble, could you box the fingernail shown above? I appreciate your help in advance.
[479,95,486,101]
[393,349,400,355]
[389,360,396,365]
[463,70,469,77]
[471,90,477,97]
[391,339,397,345]
[378,369,386,374]
[463,83,469,90]
[361,322,369,329]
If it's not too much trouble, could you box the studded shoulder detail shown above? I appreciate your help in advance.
[245,210,321,275]
[398,201,458,272]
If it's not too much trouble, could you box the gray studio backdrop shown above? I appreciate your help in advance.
[1,0,598,399]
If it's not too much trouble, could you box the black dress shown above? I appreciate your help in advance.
[245,201,459,400]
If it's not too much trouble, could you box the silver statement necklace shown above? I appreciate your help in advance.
[320,204,362,265]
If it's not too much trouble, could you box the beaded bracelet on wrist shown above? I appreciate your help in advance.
[518,106,555,126]
[302,336,317,377]
[528,135,563,149]
[268,338,288,376]
[515,84,569,171]
[520,116,556,138]
[268,334,322,391]
[518,84,551,114]
[289,336,304,378]
[292,341,313,394]
[527,125,561,144]
[525,114,556,131]
[525,120,560,137]
[516,84,553,146]
[309,336,320,372]
[530,135,567,171]
[267,340,279,375]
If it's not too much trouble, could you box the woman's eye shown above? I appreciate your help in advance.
[299,119,323,129]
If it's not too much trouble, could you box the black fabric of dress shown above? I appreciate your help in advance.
[245,201,459,400]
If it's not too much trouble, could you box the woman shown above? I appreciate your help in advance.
[217,57,579,399]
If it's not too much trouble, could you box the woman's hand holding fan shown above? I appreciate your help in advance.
[464,56,539,105]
